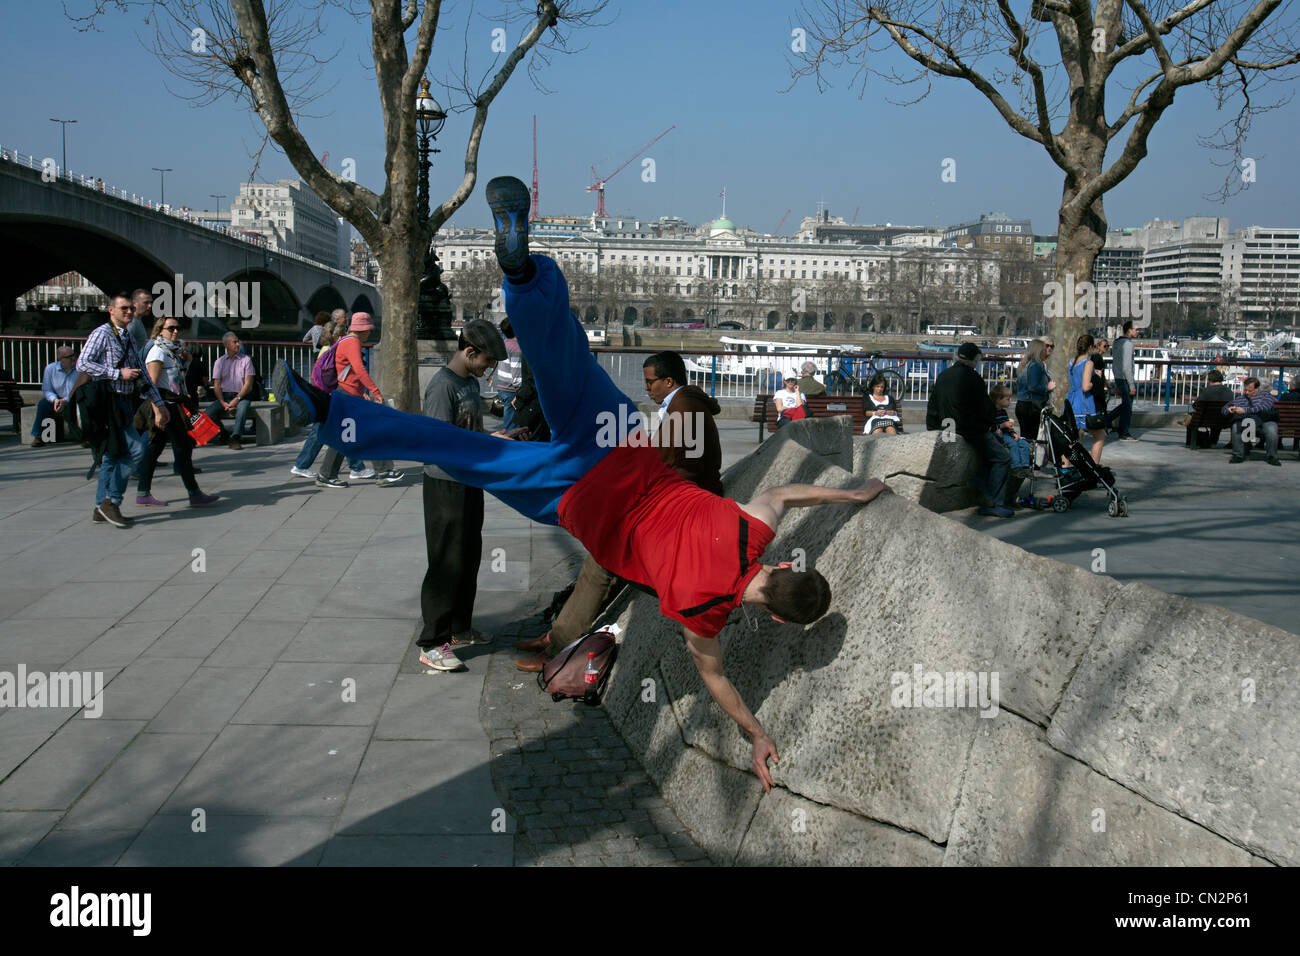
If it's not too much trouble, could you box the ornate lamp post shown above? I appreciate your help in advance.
[415,76,453,339]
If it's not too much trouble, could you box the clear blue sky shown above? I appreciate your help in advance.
[3,1,1297,237]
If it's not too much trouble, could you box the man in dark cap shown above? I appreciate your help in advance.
[416,317,521,672]
[926,342,1012,517]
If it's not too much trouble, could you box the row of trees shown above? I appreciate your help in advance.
[444,254,1057,336]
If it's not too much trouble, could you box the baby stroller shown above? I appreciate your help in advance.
[1024,402,1128,517]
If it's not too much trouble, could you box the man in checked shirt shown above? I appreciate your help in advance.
[77,292,171,528]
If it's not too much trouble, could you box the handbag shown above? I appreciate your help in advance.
[183,406,221,447]
[1085,412,1106,430]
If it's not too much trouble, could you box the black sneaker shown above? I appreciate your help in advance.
[1267,457,1281,466]
[274,360,329,427]
[315,476,349,489]
[1229,455,1244,463]
[375,470,404,487]
[486,176,531,275]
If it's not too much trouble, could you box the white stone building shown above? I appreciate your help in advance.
[229,179,341,267]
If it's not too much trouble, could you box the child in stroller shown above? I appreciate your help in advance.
[1025,401,1128,517]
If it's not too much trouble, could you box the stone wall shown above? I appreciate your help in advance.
[599,419,1295,865]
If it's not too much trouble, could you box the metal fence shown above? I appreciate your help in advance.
[597,346,1300,411]
[0,335,364,387]
[5,335,1296,413]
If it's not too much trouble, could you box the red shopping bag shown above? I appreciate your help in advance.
[185,408,221,447]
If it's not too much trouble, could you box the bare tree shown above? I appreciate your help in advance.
[793,1,1300,403]
[445,256,498,321]
[73,0,606,410]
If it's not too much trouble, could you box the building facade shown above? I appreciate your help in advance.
[229,179,342,267]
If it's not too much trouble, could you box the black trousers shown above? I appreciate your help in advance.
[418,475,484,649]
[138,402,199,496]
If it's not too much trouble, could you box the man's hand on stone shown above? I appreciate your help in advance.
[851,479,889,503]
[752,733,779,793]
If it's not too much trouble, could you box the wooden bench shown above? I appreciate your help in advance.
[1187,397,1300,454]
[0,375,27,435]
[751,393,886,440]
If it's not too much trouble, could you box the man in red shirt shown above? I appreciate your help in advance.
[275,177,889,790]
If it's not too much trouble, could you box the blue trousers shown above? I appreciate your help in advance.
[320,256,630,525]
[295,422,363,472]
[97,397,149,506]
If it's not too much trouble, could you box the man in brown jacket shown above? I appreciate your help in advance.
[514,350,723,670]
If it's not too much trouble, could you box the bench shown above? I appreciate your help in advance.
[751,393,886,440]
[1187,397,1300,455]
[0,376,27,435]
[207,399,287,445]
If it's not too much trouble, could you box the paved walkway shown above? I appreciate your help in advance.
[1,417,1294,866]
[950,426,1300,633]
[0,422,760,866]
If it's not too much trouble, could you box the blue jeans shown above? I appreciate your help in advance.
[999,432,1032,469]
[32,398,73,439]
[971,431,1010,506]
[295,422,362,471]
[205,391,251,439]
[319,255,625,525]
[97,397,149,506]
[498,389,517,433]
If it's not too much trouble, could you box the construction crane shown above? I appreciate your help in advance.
[586,125,675,218]
[852,206,860,224]
[530,115,540,218]
[321,151,329,169]
[773,208,791,236]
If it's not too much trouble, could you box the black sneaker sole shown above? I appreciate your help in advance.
[486,176,531,273]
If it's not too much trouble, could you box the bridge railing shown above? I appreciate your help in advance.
[0,335,370,388]
[0,144,371,287]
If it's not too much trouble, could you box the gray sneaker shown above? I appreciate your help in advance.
[450,628,493,647]
[315,476,349,489]
[375,470,404,487]
[419,643,465,672]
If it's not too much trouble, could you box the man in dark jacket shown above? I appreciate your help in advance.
[1224,377,1280,465]
[514,349,724,670]
[1186,369,1235,448]
[926,342,1011,517]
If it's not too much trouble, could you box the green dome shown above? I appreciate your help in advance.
[711,217,735,232]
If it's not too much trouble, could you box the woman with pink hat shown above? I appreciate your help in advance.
[315,312,404,488]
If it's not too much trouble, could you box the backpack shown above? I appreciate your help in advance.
[538,626,620,705]
[312,342,341,391]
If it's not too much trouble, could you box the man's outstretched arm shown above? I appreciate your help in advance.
[684,628,779,792]
[739,478,889,531]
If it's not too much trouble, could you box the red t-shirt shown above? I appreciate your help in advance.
[558,443,774,638]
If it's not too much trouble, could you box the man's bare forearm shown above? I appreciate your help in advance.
[771,483,874,508]
[697,667,765,740]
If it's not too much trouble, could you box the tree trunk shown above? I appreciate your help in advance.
[375,237,423,413]
[1048,167,1107,411]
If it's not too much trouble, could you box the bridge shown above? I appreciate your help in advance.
[0,150,379,335]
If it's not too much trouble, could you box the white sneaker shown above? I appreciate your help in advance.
[290,466,317,479]
[350,467,378,480]
[418,643,465,672]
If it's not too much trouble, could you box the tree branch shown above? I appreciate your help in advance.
[1108,0,1215,65]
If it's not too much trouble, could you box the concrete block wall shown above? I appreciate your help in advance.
[599,422,1295,865]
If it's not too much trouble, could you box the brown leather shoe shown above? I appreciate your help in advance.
[228,436,243,450]
[513,633,550,653]
[513,655,548,673]
[95,500,132,528]
[92,507,105,523]
[30,438,45,448]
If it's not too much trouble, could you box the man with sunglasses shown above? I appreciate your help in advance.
[76,292,170,527]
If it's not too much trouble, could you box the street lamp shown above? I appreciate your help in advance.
[414,76,452,339]
[153,167,172,207]
[49,118,76,176]
[210,193,227,226]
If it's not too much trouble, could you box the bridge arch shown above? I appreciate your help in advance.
[305,284,348,320]
[0,214,175,323]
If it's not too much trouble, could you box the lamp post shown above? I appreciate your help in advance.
[414,76,452,340]
[49,118,76,176]
[210,193,227,228]
[153,167,172,207]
